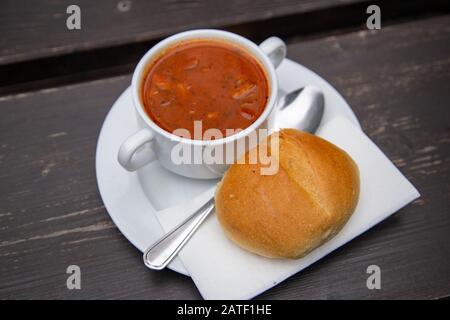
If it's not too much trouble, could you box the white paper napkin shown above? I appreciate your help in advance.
[156,116,420,299]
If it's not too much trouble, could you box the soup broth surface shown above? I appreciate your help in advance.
[142,39,269,139]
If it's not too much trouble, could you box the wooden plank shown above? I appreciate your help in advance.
[1,0,448,96]
[0,15,449,299]
[0,0,369,66]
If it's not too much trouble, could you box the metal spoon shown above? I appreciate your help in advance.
[143,85,325,270]
[276,86,324,133]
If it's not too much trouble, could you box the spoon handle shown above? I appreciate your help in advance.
[143,197,215,270]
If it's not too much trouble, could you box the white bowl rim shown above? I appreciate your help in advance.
[131,29,279,147]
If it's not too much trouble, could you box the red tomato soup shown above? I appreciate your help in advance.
[141,39,269,140]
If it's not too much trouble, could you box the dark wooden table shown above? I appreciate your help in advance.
[0,0,449,299]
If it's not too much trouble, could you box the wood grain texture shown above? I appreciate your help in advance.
[0,15,449,299]
[0,0,368,65]
[1,0,448,96]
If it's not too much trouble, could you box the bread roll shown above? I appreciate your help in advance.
[215,129,360,259]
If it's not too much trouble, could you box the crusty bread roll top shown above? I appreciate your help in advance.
[215,129,360,259]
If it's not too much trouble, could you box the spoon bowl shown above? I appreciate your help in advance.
[275,85,324,133]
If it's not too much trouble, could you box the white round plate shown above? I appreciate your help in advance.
[95,59,361,276]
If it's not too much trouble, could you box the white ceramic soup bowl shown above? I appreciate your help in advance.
[118,29,286,179]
